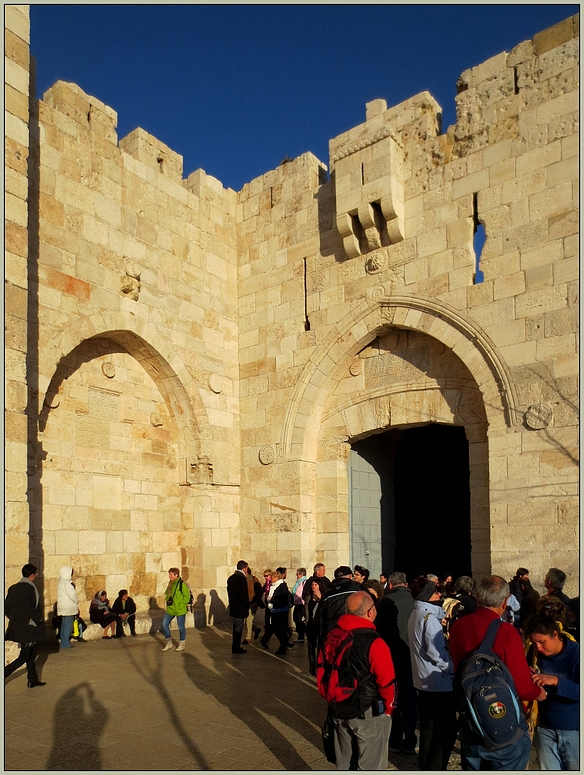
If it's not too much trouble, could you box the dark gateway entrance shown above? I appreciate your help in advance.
[349,424,472,581]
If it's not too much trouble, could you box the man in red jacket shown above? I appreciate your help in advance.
[317,591,396,770]
[449,576,546,770]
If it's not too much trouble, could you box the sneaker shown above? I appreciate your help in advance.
[403,748,417,755]
[389,747,402,754]
[175,642,185,652]
[161,641,173,652]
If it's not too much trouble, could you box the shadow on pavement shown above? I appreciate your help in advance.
[46,682,108,770]
[181,627,324,770]
[118,632,211,770]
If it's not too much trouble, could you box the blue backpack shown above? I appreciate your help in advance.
[455,618,527,750]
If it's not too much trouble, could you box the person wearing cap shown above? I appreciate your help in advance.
[319,566,362,640]
[407,575,457,770]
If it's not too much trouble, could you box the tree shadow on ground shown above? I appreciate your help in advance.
[118,633,211,769]
[181,627,325,770]
[46,682,108,770]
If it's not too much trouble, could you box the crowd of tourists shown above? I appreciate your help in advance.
[225,561,579,771]
[5,559,579,772]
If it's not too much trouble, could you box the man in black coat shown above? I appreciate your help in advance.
[227,560,250,654]
[5,563,46,687]
[376,572,417,754]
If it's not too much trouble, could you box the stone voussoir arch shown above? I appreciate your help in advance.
[37,309,207,444]
[280,294,520,462]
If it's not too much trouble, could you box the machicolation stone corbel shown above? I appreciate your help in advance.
[332,99,404,259]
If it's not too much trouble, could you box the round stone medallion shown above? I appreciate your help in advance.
[258,445,275,465]
[524,403,553,430]
[150,412,163,427]
[365,250,386,274]
[102,362,116,379]
[349,360,363,377]
[209,374,223,394]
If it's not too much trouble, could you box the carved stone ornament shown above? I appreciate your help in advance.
[365,250,387,274]
[150,412,163,427]
[188,455,214,484]
[349,360,363,377]
[208,374,223,394]
[369,285,387,299]
[102,362,116,378]
[121,262,142,301]
[258,445,275,465]
[524,403,553,430]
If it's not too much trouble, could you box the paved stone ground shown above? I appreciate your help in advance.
[4,624,538,771]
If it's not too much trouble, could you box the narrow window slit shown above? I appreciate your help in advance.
[303,258,310,331]
[472,192,485,284]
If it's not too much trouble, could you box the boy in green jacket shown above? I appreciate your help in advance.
[161,567,191,652]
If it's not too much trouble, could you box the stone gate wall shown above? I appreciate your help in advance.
[4,10,579,610]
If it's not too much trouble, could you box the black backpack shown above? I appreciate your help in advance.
[317,626,386,719]
[454,618,527,751]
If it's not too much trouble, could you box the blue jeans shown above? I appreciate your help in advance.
[535,727,580,770]
[60,615,75,648]
[162,613,186,641]
[460,723,531,770]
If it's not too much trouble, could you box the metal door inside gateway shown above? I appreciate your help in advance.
[349,425,472,581]
[348,439,392,579]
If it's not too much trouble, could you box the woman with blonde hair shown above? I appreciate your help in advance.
[262,570,292,655]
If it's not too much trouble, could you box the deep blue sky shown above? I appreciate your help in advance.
[31,5,577,192]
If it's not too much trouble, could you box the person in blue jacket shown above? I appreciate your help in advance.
[526,613,579,771]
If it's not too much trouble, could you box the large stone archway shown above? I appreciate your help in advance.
[316,326,490,577]
[36,309,208,443]
[280,295,519,464]
[32,319,217,619]
[278,295,504,577]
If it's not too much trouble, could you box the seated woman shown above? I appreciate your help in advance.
[89,591,117,639]
[525,613,579,771]
[112,589,137,637]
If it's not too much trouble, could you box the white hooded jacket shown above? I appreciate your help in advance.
[57,566,79,616]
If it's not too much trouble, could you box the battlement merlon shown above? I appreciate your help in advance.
[119,126,183,182]
[43,80,118,144]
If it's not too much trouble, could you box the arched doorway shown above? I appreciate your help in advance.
[34,335,183,618]
[349,424,471,581]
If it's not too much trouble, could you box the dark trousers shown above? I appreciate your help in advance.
[115,614,136,637]
[261,608,273,642]
[306,623,319,675]
[231,617,245,652]
[293,604,306,640]
[270,611,289,652]
[388,663,418,751]
[417,689,457,770]
[5,642,39,683]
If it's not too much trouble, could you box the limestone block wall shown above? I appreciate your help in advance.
[238,15,579,594]
[29,79,241,612]
[5,5,31,586]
